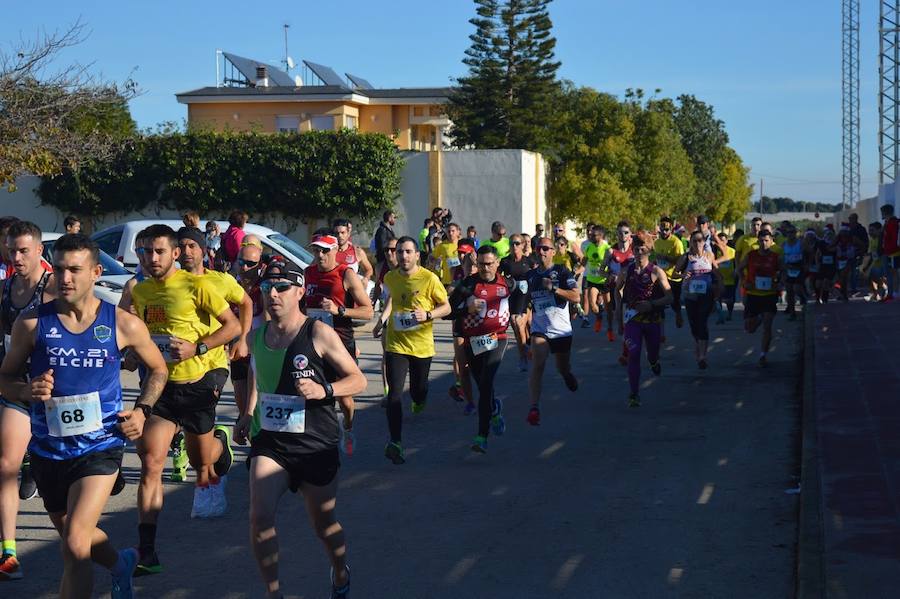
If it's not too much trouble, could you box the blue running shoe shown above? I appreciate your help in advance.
[463,401,476,416]
[111,547,138,599]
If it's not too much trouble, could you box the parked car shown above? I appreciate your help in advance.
[41,233,132,306]
[91,220,315,272]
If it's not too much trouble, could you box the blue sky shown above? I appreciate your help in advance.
[2,0,877,205]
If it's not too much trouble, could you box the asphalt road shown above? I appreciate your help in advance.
[13,308,802,598]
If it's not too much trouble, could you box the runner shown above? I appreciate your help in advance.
[735,216,763,299]
[524,237,580,426]
[738,229,783,366]
[130,224,240,574]
[304,231,374,455]
[0,233,168,598]
[780,224,805,319]
[332,218,374,287]
[431,223,463,286]
[674,231,721,369]
[835,224,866,302]
[446,238,479,414]
[229,239,267,426]
[0,217,19,281]
[372,210,397,306]
[446,245,512,452]
[615,232,672,407]
[653,216,685,333]
[802,229,820,300]
[232,266,366,599]
[713,232,737,321]
[381,237,450,464]
[372,238,399,404]
[815,227,838,304]
[880,204,900,302]
[602,221,635,354]
[552,236,586,324]
[499,233,537,371]
[0,220,56,580]
[531,224,545,253]
[482,221,510,260]
[521,233,533,257]
[862,222,887,301]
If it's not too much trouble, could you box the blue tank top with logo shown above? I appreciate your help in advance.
[29,301,124,460]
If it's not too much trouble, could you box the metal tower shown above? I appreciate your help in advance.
[879,1,900,185]
[843,0,860,208]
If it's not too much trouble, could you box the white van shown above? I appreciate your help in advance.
[92,221,315,272]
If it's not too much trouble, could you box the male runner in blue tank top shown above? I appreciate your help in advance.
[0,234,168,598]
[234,267,366,599]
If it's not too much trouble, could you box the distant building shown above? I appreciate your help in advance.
[176,52,451,151]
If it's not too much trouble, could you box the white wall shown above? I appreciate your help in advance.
[393,151,430,241]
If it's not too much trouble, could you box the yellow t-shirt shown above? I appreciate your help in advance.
[132,269,230,382]
[201,269,247,371]
[384,267,448,358]
[735,235,757,265]
[716,246,737,285]
[653,236,684,281]
[432,241,460,285]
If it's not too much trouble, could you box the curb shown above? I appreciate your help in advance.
[796,304,826,598]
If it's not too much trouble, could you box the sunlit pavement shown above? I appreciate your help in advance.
[14,305,802,598]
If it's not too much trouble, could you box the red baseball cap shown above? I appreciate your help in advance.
[309,234,338,249]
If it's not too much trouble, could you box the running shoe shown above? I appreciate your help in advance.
[133,549,162,577]
[411,400,426,415]
[628,393,641,408]
[491,397,505,436]
[331,565,351,599]
[170,432,188,482]
[18,457,37,501]
[112,470,126,496]
[213,425,234,476]
[518,356,529,372]
[0,554,22,580]
[448,383,464,402]
[563,372,578,392]
[580,318,590,328]
[190,485,212,519]
[526,405,541,426]
[606,328,616,342]
[698,359,708,370]
[593,319,603,333]
[470,435,488,454]
[463,401,476,416]
[675,312,684,328]
[650,361,662,376]
[206,479,227,518]
[340,428,356,457]
[110,547,138,599]
[384,441,405,465]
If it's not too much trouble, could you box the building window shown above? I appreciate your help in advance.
[413,106,424,117]
[275,115,300,133]
[345,115,358,129]
[310,115,335,131]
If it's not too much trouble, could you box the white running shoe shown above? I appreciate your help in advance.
[206,477,227,518]
[190,485,211,519]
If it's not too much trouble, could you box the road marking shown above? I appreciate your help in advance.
[718,457,728,466]
[539,441,565,459]
[697,483,715,504]
[667,567,684,585]
[550,554,584,590]
[445,556,478,583]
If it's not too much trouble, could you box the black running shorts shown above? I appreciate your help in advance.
[153,368,228,435]
[31,447,123,514]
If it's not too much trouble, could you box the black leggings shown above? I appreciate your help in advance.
[385,352,433,443]
[464,338,508,438]
[684,293,714,341]
[669,279,683,313]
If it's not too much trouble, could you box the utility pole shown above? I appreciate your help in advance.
[760,178,764,214]
[843,0,860,209]
[283,24,290,72]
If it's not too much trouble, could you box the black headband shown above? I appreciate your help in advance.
[260,268,304,287]
[177,227,206,250]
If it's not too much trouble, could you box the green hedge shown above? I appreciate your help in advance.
[38,129,404,228]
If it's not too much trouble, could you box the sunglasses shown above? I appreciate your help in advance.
[385,247,397,253]
[260,280,295,294]
[660,228,671,233]
[538,245,553,252]
[511,240,522,246]
[239,258,259,268]
[619,230,631,235]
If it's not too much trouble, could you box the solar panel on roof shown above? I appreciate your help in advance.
[222,52,295,87]
[303,61,346,87]
[345,73,374,90]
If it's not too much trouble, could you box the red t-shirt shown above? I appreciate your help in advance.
[304,264,353,341]
[457,275,512,339]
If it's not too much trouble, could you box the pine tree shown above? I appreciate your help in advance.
[448,0,561,153]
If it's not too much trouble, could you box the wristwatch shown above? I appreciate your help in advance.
[426,311,433,321]
[133,403,152,419]
[337,305,346,317]
[323,382,335,401]
[196,342,209,356]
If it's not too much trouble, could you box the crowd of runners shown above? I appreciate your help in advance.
[0,201,897,598]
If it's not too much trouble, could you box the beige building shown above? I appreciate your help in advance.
[176,52,451,151]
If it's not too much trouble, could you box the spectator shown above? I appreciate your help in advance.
[205,220,222,269]
[182,210,201,229]
[419,218,433,264]
[482,220,510,259]
[64,215,81,234]
[848,213,870,293]
[0,216,19,279]
[221,209,249,265]
[531,224,545,253]
[466,226,480,249]
[880,204,899,302]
